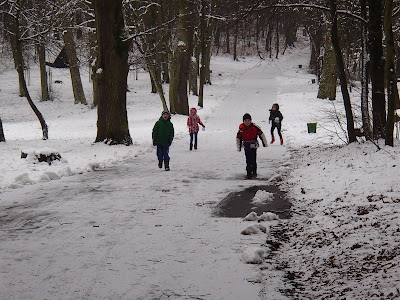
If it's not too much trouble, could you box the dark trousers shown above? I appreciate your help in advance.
[157,145,170,162]
[244,149,257,175]
[271,123,282,139]
[190,132,198,145]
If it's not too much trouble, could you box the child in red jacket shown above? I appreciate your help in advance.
[187,107,205,150]
[236,113,268,179]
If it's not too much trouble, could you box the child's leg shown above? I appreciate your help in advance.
[194,132,198,145]
[190,133,194,145]
[270,124,275,138]
[244,149,252,177]
[156,145,163,162]
[252,150,257,175]
[277,123,283,139]
[163,146,170,163]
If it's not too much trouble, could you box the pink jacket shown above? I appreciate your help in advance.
[187,115,204,133]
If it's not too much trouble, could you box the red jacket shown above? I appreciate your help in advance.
[187,115,204,133]
[236,122,267,150]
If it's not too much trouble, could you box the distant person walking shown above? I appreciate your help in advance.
[269,103,283,145]
[152,110,174,171]
[236,113,268,179]
[187,107,205,151]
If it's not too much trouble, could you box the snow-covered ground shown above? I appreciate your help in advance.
[1,37,399,299]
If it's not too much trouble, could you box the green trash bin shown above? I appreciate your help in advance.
[307,123,317,133]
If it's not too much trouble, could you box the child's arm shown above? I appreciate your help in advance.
[255,125,268,147]
[169,124,175,145]
[236,130,242,151]
[152,122,159,145]
[198,117,205,127]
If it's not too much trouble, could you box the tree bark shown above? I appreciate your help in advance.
[317,37,337,100]
[37,43,50,101]
[93,0,132,145]
[360,0,372,140]
[0,117,5,142]
[226,24,230,54]
[329,0,356,143]
[233,21,238,61]
[145,56,168,111]
[63,29,88,105]
[384,0,395,146]
[368,0,386,139]
[168,0,190,115]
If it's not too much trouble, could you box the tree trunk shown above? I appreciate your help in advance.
[89,29,98,107]
[368,0,386,139]
[384,0,395,146]
[226,24,230,54]
[360,0,372,140]
[275,16,279,59]
[145,56,168,111]
[63,29,88,105]
[168,0,190,115]
[329,0,356,143]
[204,18,213,85]
[93,0,132,145]
[10,41,25,97]
[189,56,198,96]
[317,38,337,100]
[0,117,5,142]
[233,21,238,61]
[198,0,207,107]
[37,43,50,101]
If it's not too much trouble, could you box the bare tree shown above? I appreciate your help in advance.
[93,0,132,145]
[329,0,356,143]
[4,0,48,140]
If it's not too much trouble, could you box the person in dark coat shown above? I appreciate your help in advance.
[236,113,268,179]
[152,110,174,171]
[268,103,283,145]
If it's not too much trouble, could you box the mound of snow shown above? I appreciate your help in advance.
[241,224,267,235]
[243,211,258,221]
[258,212,279,221]
[14,173,33,185]
[251,190,274,204]
[242,247,265,264]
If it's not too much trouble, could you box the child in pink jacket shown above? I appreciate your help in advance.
[187,107,205,150]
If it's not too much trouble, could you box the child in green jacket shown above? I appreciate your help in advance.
[152,111,174,171]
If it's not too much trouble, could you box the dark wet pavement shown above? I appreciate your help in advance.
[214,185,291,219]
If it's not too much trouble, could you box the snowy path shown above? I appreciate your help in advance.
[0,61,288,300]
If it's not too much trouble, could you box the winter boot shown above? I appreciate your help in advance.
[271,137,275,144]
[164,160,170,171]
[252,164,257,178]
[158,160,163,168]
[246,166,252,179]
[280,139,284,145]
[194,144,197,150]
[190,144,193,151]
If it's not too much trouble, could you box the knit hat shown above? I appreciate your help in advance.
[190,107,197,114]
[161,110,171,116]
[243,113,252,121]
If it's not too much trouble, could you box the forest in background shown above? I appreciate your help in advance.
[0,0,400,146]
